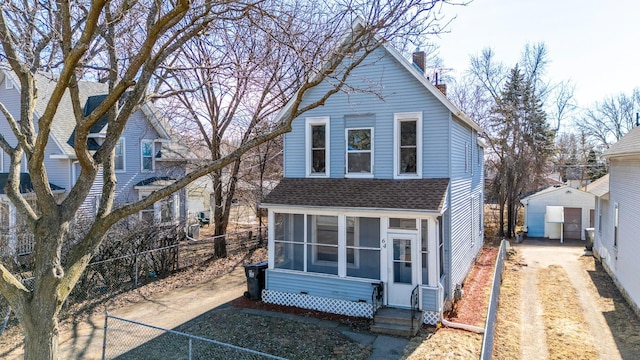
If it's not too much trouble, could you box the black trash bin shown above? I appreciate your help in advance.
[243,261,268,300]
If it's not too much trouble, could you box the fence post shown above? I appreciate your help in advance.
[135,255,139,288]
[102,312,108,360]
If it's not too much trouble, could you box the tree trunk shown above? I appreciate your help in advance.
[22,302,60,360]
[498,201,505,237]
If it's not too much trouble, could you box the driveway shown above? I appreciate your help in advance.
[515,238,629,360]
[3,266,248,360]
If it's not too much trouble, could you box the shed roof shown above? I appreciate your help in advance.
[262,178,449,212]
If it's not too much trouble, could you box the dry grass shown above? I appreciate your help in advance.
[579,256,640,358]
[493,248,524,359]
[403,247,497,360]
[403,328,482,360]
[537,265,599,359]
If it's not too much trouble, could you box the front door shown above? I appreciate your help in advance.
[388,233,417,307]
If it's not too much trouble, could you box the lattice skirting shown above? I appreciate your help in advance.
[422,311,440,325]
[262,289,374,318]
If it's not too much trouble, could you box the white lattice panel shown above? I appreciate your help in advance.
[422,311,440,325]
[262,290,374,318]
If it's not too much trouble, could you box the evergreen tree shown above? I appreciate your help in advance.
[586,149,607,181]
[487,66,554,237]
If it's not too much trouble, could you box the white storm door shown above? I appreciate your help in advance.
[387,232,417,307]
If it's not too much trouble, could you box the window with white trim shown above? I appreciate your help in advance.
[345,128,373,176]
[114,138,125,172]
[614,202,619,248]
[138,193,179,224]
[394,112,422,178]
[141,140,154,172]
[465,142,470,173]
[306,117,329,177]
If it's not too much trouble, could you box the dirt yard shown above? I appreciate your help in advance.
[494,239,640,359]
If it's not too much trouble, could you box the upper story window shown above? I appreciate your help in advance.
[465,142,471,173]
[114,138,125,172]
[346,128,373,177]
[305,117,330,177]
[141,140,154,172]
[394,112,422,178]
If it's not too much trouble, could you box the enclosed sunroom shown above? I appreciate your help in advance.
[261,178,448,324]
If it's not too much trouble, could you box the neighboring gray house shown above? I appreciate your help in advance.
[0,70,187,254]
[520,185,595,241]
[589,125,640,316]
[261,30,484,326]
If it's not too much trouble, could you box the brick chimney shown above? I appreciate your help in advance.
[435,83,447,96]
[412,51,426,73]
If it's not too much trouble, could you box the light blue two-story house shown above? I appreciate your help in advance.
[0,70,187,255]
[261,40,484,325]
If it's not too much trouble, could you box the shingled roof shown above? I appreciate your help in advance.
[262,178,449,212]
[0,173,64,195]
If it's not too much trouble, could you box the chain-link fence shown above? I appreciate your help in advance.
[102,314,286,360]
[0,226,267,335]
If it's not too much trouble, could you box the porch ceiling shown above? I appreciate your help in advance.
[262,178,449,211]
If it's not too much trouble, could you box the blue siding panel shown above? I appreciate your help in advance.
[283,46,451,180]
[266,270,375,303]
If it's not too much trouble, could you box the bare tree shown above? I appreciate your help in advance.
[577,88,639,149]
[0,1,461,358]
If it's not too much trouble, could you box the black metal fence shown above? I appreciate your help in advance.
[0,226,267,335]
[480,239,508,360]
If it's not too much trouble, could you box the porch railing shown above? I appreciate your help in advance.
[410,284,420,329]
[0,232,34,256]
[371,282,383,321]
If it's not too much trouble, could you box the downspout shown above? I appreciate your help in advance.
[440,316,485,334]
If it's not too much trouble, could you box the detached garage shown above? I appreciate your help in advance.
[520,185,595,241]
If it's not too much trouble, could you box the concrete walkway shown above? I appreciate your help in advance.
[515,238,622,360]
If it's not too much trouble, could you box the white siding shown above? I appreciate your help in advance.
[604,157,640,309]
[522,186,595,239]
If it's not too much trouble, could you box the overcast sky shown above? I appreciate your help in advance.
[433,0,640,120]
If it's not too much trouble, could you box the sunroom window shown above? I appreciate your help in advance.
[346,217,380,279]
[273,213,304,271]
[307,215,339,275]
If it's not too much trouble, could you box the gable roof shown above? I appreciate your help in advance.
[520,184,594,203]
[604,125,640,158]
[262,178,449,212]
[273,19,481,133]
[1,69,171,156]
[0,173,64,194]
[585,174,610,197]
